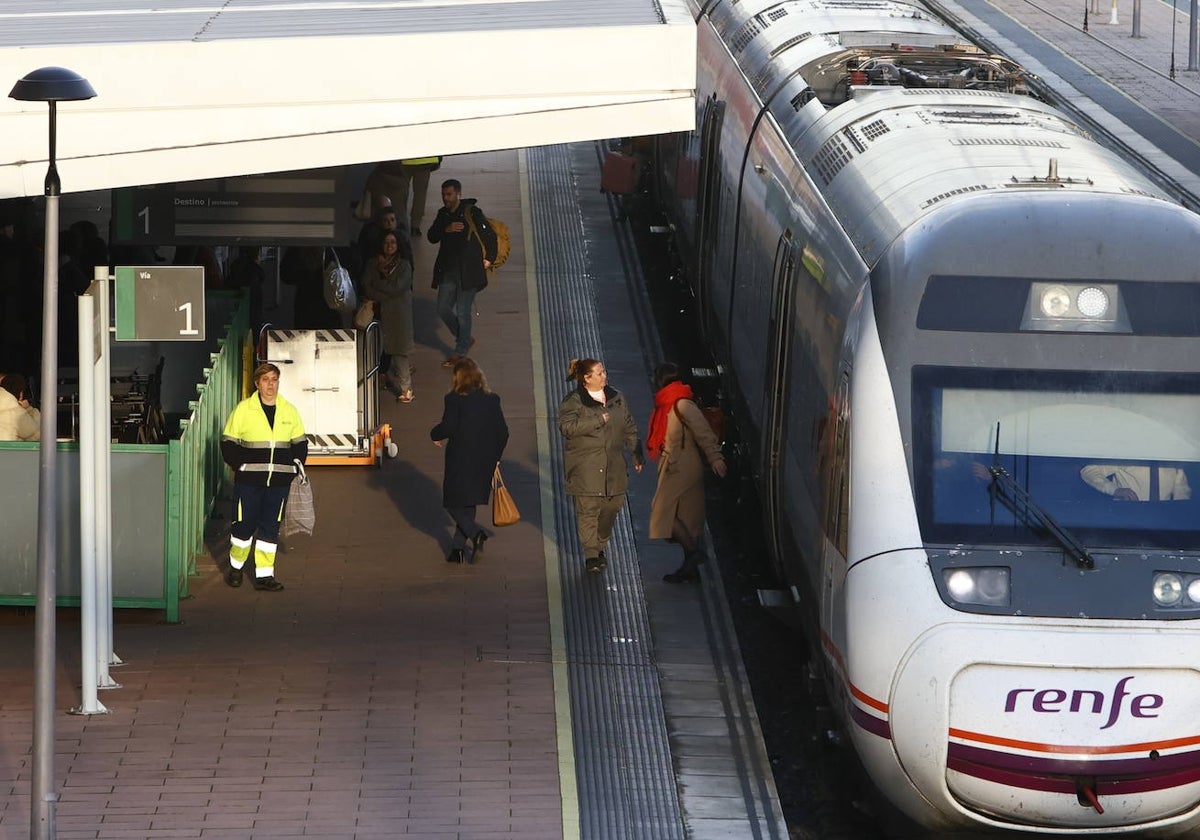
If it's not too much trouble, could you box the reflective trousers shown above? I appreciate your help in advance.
[229,482,289,578]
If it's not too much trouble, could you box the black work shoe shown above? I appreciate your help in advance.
[585,556,605,574]
[446,548,465,564]
[663,567,701,584]
[469,531,488,562]
[251,576,285,591]
[225,567,243,588]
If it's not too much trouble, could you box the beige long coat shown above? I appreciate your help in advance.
[648,399,724,539]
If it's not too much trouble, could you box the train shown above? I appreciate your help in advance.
[647,0,1200,834]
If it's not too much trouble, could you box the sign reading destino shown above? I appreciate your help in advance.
[110,168,350,246]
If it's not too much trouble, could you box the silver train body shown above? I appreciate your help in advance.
[653,0,1200,833]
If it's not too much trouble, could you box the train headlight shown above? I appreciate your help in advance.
[1153,573,1183,606]
[1076,286,1109,318]
[1023,281,1129,332]
[1039,285,1071,317]
[1150,572,1200,609]
[944,567,1010,606]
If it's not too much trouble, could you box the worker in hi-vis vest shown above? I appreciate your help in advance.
[220,362,308,591]
[364,156,443,237]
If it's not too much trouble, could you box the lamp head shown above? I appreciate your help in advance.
[9,67,96,103]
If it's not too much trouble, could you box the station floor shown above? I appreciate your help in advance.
[0,146,787,840]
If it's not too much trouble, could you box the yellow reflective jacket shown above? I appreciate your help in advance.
[221,394,307,486]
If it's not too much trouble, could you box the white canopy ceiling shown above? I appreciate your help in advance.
[0,0,697,198]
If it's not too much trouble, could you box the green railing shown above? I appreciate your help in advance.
[166,292,249,605]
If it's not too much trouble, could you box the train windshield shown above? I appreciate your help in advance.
[913,367,1200,550]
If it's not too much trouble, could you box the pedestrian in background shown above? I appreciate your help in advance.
[365,157,443,237]
[0,373,39,441]
[281,246,340,330]
[362,231,415,403]
[427,179,497,368]
[220,362,308,591]
[357,204,412,268]
[225,246,266,339]
[431,358,509,564]
[645,362,726,583]
[558,357,644,574]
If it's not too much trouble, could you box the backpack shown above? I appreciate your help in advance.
[488,216,511,270]
[465,208,511,272]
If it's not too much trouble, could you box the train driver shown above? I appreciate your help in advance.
[1079,463,1191,501]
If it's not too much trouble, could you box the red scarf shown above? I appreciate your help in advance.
[646,381,694,461]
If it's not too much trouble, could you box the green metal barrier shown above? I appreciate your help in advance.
[0,293,247,624]
[167,292,249,605]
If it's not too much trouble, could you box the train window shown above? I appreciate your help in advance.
[912,366,1200,549]
[918,276,1200,336]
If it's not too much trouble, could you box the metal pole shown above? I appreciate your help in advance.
[1133,0,1142,36]
[97,273,121,684]
[33,98,60,840]
[1173,0,1180,77]
[1189,0,1198,70]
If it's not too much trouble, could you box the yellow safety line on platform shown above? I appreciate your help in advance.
[520,146,580,840]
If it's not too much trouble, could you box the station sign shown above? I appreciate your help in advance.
[114,266,206,342]
[111,168,350,246]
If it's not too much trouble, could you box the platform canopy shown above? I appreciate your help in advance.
[0,0,696,198]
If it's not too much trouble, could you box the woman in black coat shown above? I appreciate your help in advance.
[430,358,509,563]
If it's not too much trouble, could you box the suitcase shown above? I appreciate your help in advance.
[600,151,639,195]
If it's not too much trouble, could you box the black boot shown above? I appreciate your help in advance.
[469,531,488,563]
[663,550,703,584]
[446,548,465,564]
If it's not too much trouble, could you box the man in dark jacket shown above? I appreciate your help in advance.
[427,179,497,367]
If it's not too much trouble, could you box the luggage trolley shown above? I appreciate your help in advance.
[259,325,397,467]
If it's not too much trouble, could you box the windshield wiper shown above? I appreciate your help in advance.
[986,421,1093,569]
[986,461,1095,570]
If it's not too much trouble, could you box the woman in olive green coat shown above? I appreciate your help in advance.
[558,358,644,573]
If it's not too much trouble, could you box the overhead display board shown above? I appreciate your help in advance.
[111,168,350,246]
[114,266,206,342]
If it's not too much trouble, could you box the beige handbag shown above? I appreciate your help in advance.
[492,465,520,527]
[353,299,376,329]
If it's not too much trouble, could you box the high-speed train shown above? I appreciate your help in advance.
[650,0,1200,834]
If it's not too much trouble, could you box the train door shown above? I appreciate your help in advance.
[821,371,851,655]
[763,230,798,578]
[695,96,725,335]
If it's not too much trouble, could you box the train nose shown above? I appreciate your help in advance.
[890,625,1200,830]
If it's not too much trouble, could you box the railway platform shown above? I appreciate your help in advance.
[931,0,1200,200]
[0,145,788,840]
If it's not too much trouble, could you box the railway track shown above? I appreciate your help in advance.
[925,0,1200,211]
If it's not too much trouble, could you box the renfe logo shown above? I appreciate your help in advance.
[1004,676,1163,730]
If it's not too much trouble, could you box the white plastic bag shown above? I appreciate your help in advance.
[323,248,357,314]
[281,462,315,538]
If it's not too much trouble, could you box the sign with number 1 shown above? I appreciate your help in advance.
[114,266,206,342]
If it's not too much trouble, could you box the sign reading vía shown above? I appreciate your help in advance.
[114,266,205,342]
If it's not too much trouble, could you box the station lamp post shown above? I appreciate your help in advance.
[8,66,97,840]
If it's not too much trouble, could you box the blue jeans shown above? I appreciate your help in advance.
[436,281,478,355]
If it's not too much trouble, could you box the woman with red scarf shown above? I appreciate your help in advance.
[646,363,727,583]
